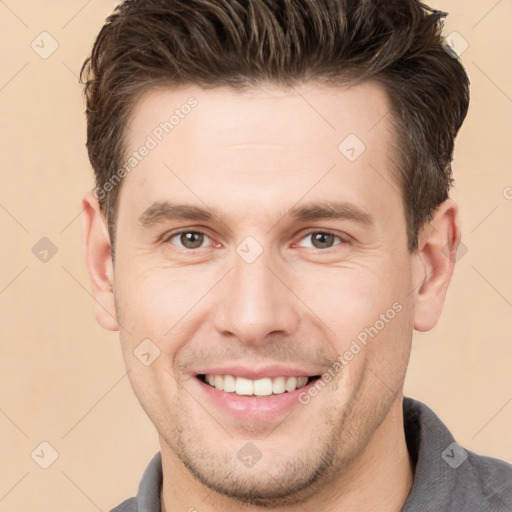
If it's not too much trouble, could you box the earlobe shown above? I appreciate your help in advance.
[81,189,119,331]
[413,199,461,332]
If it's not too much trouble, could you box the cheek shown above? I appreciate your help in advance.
[293,259,414,390]
[293,262,407,340]
[114,259,211,339]
[113,263,188,414]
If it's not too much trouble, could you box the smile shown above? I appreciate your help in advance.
[197,374,321,397]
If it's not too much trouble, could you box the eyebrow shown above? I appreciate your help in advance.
[138,202,214,225]
[137,200,374,227]
[288,201,373,226]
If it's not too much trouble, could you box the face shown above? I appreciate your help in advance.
[108,82,418,504]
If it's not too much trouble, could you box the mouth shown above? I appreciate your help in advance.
[191,366,326,421]
[196,373,322,397]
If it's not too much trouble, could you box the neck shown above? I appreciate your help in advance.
[160,395,414,512]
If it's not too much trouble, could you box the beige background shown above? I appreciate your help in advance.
[1,1,511,510]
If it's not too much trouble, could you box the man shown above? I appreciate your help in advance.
[80,0,512,510]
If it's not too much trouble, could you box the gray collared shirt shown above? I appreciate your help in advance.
[110,397,512,511]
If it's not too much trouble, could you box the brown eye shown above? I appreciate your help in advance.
[298,231,343,249]
[167,231,209,249]
[311,232,336,248]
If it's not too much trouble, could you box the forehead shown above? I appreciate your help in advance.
[118,81,401,228]
[127,80,392,154]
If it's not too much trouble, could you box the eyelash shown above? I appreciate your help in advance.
[162,229,349,251]
[298,229,348,249]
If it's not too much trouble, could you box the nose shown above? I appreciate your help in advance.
[213,251,300,346]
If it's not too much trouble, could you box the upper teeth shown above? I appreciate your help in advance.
[204,375,310,396]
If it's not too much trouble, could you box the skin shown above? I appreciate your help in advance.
[82,81,460,511]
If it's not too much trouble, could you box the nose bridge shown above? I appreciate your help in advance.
[213,248,300,344]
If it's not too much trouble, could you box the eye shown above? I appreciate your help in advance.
[166,231,213,249]
[297,231,345,249]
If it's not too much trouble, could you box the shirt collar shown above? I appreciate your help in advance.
[402,397,458,510]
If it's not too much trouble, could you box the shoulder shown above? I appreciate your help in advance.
[108,452,162,512]
[462,450,512,508]
[403,397,512,510]
[109,497,137,512]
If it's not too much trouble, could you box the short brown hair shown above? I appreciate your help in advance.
[81,0,470,256]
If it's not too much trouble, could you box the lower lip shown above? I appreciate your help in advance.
[193,376,319,421]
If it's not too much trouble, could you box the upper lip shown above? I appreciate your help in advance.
[193,364,323,380]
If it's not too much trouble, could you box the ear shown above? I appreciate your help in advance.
[81,189,119,331]
[412,198,461,332]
